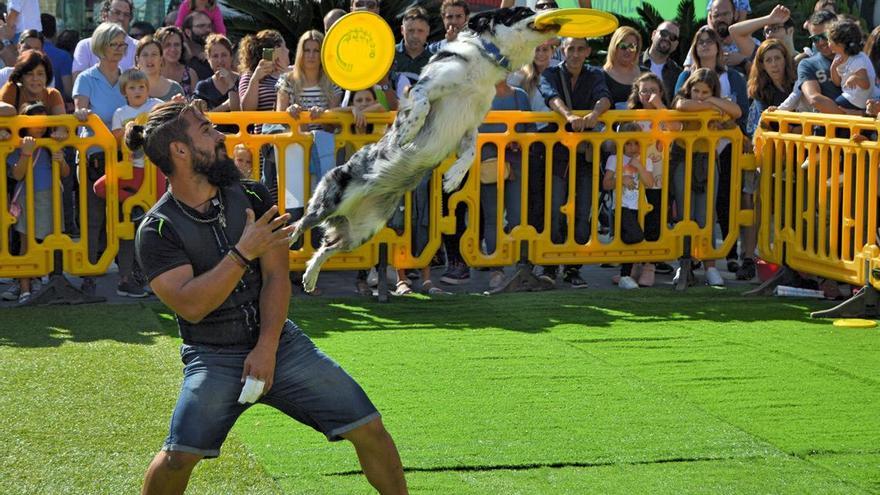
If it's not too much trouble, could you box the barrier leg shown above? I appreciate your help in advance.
[810,285,880,318]
[675,237,695,292]
[488,241,555,294]
[377,244,389,303]
[742,265,799,297]
[23,252,106,306]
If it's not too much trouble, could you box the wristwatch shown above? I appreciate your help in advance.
[380,83,390,91]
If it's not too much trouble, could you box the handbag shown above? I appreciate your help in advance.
[8,182,22,221]
[479,157,510,184]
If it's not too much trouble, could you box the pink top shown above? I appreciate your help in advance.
[174,2,227,35]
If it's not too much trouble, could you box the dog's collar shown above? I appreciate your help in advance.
[476,38,510,71]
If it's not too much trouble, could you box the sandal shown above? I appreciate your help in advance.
[394,280,413,295]
[421,280,450,295]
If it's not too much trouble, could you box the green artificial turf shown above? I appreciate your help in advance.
[1,290,878,494]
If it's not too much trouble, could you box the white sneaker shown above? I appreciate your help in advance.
[705,267,725,287]
[618,276,639,289]
[1,284,19,301]
[366,268,379,287]
[672,267,682,285]
[488,270,506,290]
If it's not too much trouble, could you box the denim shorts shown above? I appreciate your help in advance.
[162,321,379,458]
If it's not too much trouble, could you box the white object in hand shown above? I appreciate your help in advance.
[237,376,265,404]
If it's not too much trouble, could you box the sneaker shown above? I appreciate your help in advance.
[440,262,470,285]
[654,262,674,274]
[117,280,149,298]
[355,279,372,296]
[80,277,97,296]
[563,270,588,289]
[366,268,379,287]
[618,276,639,289]
[726,258,740,273]
[17,291,31,304]
[2,284,20,301]
[638,263,656,287]
[488,270,506,290]
[705,267,725,287]
[537,273,556,288]
[736,258,756,280]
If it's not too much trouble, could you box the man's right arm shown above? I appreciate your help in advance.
[146,206,293,323]
[801,79,844,114]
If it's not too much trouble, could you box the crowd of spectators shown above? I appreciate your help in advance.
[2,0,875,303]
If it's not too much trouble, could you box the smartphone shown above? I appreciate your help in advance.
[262,48,274,61]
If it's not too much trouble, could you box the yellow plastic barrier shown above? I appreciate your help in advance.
[0,109,756,283]
[754,110,880,288]
[0,114,120,278]
[451,109,751,268]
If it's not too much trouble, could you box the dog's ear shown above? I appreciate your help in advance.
[467,10,497,35]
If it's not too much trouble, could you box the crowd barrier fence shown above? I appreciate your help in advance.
[754,111,880,290]
[2,109,759,298]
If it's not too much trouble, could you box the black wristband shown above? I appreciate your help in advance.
[230,245,252,264]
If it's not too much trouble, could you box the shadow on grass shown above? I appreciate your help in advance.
[0,288,834,348]
[287,288,833,338]
[0,302,177,348]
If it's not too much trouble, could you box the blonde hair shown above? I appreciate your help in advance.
[91,22,127,59]
[119,68,149,95]
[233,143,250,155]
[283,30,336,106]
[604,26,642,71]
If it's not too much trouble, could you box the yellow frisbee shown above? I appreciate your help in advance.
[832,318,878,328]
[533,8,619,38]
[322,11,395,91]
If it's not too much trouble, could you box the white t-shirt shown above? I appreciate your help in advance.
[605,152,655,210]
[72,35,138,75]
[837,52,876,109]
[649,61,664,79]
[7,0,41,33]
[112,98,163,168]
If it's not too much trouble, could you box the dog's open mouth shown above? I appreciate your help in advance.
[529,21,560,33]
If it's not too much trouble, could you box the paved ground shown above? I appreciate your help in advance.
[0,260,756,308]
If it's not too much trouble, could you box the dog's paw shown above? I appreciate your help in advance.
[302,268,320,293]
[443,173,464,193]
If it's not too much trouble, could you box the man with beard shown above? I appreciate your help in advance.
[639,20,681,105]
[131,101,408,495]
[428,0,469,54]
[182,11,214,81]
[706,0,752,74]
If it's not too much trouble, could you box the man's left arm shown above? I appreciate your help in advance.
[241,225,292,394]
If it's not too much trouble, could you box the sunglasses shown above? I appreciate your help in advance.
[809,33,828,43]
[617,42,638,51]
[764,24,785,35]
[697,38,715,47]
[535,1,558,10]
[658,29,679,42]
[353,0,378,9]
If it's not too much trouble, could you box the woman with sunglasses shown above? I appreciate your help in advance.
[674,26,748,275]
[603,26,643,110]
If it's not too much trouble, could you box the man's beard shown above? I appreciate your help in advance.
[190,32,207,47]
[715,23,730,38]
[656,39,672,55]
[193,144,242,187]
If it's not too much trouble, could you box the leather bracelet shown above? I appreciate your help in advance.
[227,250,247,269]
[230,245,252,264]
